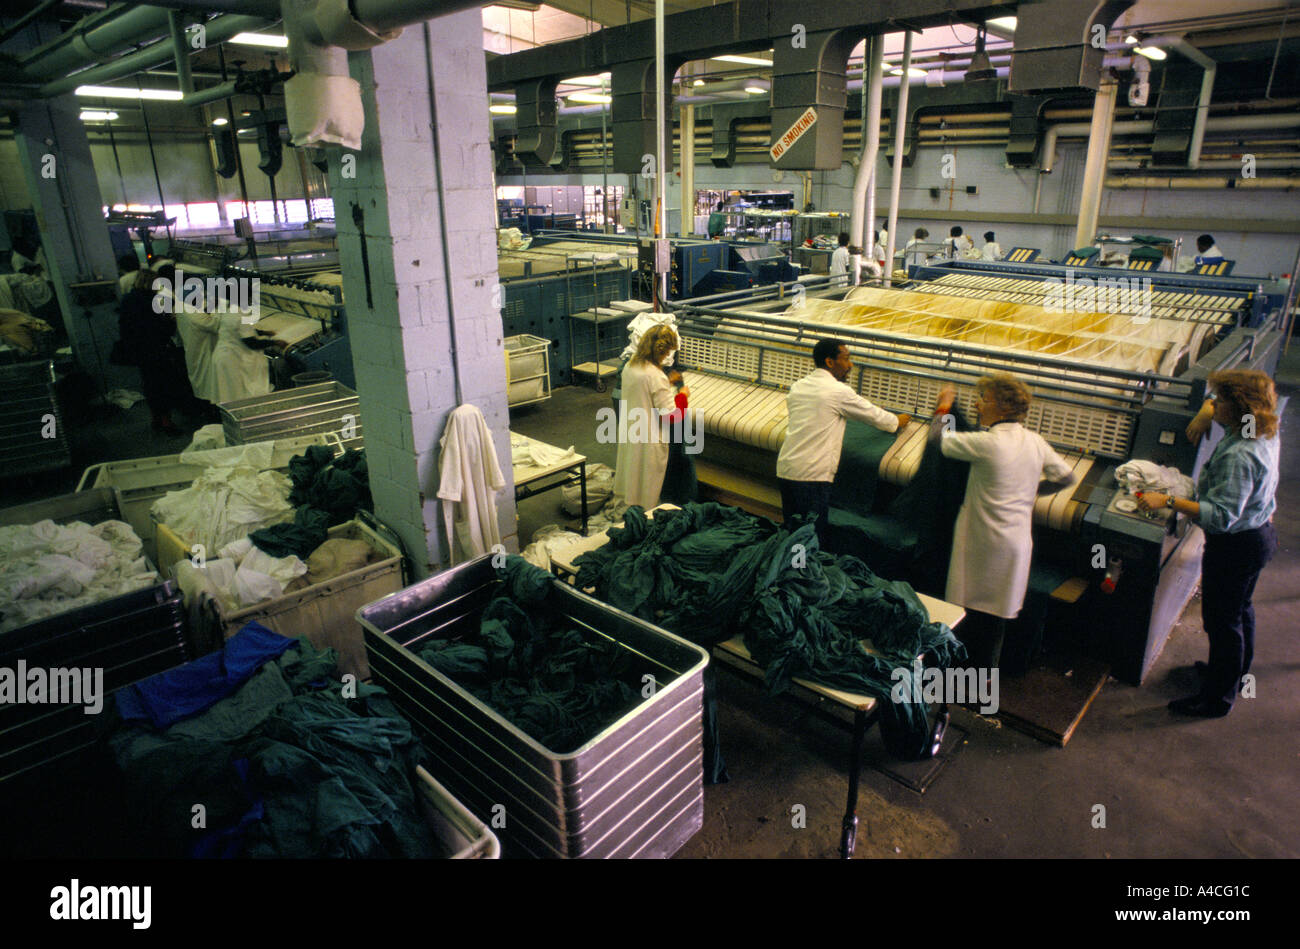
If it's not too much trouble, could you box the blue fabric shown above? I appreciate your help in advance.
[116,622,299,729]
[1196,430,1280,534]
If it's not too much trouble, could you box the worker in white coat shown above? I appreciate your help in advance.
[931,373,1077,668]
[154,262,219,405]
[614,324,688,509]
[209,305,277,404]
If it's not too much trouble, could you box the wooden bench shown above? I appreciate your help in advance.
[544,510,965,859]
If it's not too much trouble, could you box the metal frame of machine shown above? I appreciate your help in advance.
[667,260,1286,684]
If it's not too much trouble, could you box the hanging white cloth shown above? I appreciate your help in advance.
[437,404,507,565]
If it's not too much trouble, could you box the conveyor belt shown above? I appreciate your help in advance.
[683,370,1094,532]
[911,272,1241,326]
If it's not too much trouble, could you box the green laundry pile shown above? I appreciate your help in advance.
[251,446,373,558]
[416,558,644,753]
[110,638,435,859]
[572,503,966,765]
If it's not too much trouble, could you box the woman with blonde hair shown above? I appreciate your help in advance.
[1137,369,1280,717]
[613,324,689,509]
[931,373,1077,668]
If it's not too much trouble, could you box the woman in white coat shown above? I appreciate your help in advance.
[931,374,1077,668]
[209,305,277,404]
[613,324,689,510]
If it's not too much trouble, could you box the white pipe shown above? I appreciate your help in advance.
[1075,77,1118,249]
[850,36,883,251]
[654,0,667,303]
[1187,63,1216,170]
[883,31,912,287]
[681,64,695,237]
[1041,114,1300,173]
[1105,175,1300,189]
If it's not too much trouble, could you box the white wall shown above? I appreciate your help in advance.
[501,142,1300,277]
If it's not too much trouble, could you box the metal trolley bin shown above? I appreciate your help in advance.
[357,554,710,859]
[0,488,188,785]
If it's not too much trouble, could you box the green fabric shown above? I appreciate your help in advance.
[416,557,643,754]
[828,419,898,512]
[1067,245,1099,259]
[1130,234,1172,245]
[110,638,435,859]
[248,506,332,559]
[572,503,967,769]
[707,212,727,238]
[251,447,373,558]
[1128,245,1164,260]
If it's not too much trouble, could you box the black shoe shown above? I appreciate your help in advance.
[1193,661,1210,678]
[1168,694,1231,718]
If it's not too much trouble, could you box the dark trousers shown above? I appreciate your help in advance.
[779,478,832,547]
[1200,523,1277,707]
[959,609,1007,669]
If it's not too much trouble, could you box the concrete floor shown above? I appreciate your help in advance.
[4,357,1297,860]
[510,365,1300,860]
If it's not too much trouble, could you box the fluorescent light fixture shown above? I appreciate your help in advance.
[79,110,118,121]
[561,73,611,86]
[212,116,229,126]
[566,91,611,104]
[75,84,183,100]
[987,16,1017,31]
[489,104,517,114]
[1135,45,1167,60]
[712,54,773,67]
[1124,34,1140,45]
[745,85,767,95]
[229,32,288,48]
[692,78,705,86]
[890,67,927,77]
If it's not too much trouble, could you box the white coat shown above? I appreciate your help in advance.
[940,422,1074,618]
[209,309,272,404]
[437,404,507,565]
[613,359,676,509]
[175,308,220,403]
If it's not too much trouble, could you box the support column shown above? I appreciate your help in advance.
[1074,76,1118,250]
[332,11,517,578]
[14,96,130,390]
[680,67,695,237]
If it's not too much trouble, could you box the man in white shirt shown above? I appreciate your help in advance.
[828,232,850,286]
[981,231,1002,261]
[776,338,910,544]
[1194,233,1225,266]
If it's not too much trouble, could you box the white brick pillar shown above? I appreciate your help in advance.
[331,11,516,577]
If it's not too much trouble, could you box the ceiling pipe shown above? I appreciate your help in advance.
[167,10,194,96]
[1040,114,1300,174]
[40,14,271,96]
[850,35,883,259]
[1172,38,1216,170]
[1105,175,1298,189]
[18,4,175,79]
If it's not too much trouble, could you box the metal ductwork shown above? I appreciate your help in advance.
[1009,0,1136,93]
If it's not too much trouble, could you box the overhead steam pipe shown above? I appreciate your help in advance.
[850,35,884,255]
[39,14,270,96]
[883,31,912,287]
